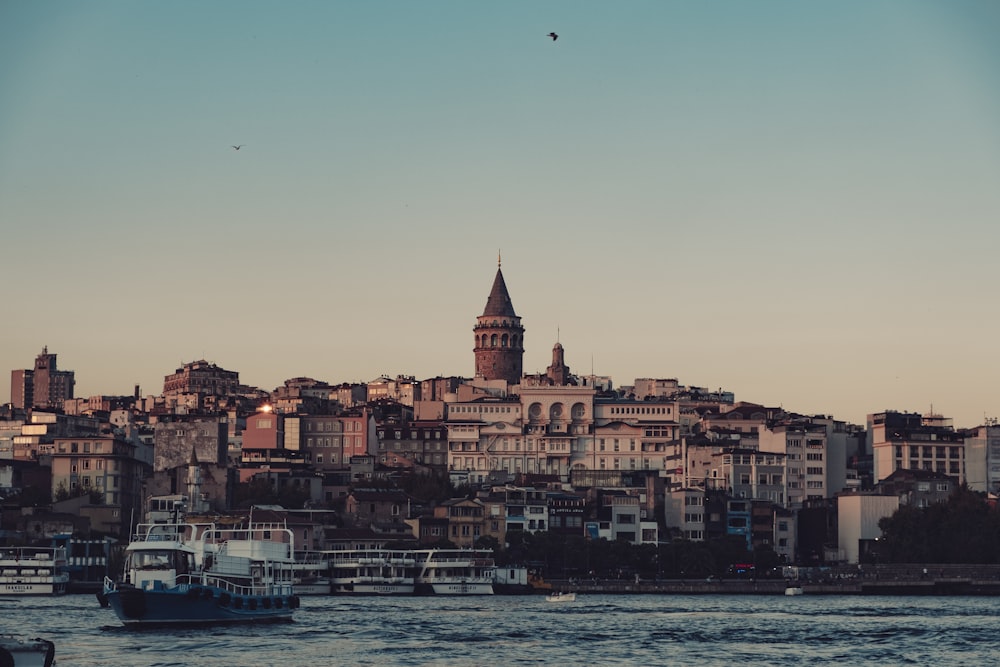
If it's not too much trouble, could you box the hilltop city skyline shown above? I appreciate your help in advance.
[6,259,997,432]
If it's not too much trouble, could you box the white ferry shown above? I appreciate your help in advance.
[0,546,69,595]
[328,549,417,595]
[413,548,495,595]
[292,550,332,595]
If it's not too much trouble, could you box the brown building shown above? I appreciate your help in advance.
[10,347,76,410]
[343,488,412,528]
[434,497,487,548]
[162,360,239,397]
[473,260,524,385]
[376,421,449,471]
[49,435,150,536]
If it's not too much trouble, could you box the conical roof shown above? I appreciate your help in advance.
[482,267,517,318]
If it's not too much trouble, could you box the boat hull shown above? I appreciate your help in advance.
[415,581,494,595]
[0,580,68,596]
[332,581,415,595]
[105,585,298,627]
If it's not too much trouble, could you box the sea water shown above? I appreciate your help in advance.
[3,593,999,666]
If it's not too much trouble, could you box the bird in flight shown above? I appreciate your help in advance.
[231,145,244,150]
[547,32,558,41]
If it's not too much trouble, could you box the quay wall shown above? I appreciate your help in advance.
[541,563,1000,596]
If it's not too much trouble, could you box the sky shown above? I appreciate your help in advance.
[2,1,1000,429]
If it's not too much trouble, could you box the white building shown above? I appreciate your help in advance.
[837,493,899,564]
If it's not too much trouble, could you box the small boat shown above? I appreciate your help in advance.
[546,591,577,602]
[784,586,804,596]
[103,518,300,627]
[0,636,55,667]
[413,548,495,595]
[0,547,69,596]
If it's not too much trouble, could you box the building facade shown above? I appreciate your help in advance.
[10,347,75,410]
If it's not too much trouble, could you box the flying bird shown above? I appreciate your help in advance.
[547,32,558,41]
[231,145,244,150]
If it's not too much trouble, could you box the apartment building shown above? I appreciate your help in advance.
[10,347,76,410]
[869,411,965,484]
[759,420,829,508]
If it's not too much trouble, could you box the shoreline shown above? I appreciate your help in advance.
[543,576,1000,596]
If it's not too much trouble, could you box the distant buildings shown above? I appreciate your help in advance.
[869,411,966,485]
[10,347,75,410]
[3,263,999,567]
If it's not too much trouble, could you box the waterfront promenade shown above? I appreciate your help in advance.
[544,563,1000,595]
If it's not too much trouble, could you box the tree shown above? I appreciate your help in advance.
[878,486,1000,564]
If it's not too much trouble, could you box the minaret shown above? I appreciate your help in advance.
[473,255,524,384]
[186,447,204,513]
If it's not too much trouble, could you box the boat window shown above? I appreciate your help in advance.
[131,550,175,570]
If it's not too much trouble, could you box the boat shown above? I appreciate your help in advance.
[292,550,332,595]
[328,549,417,595]
[784,586,804,596]
[0,636,55,667]
[0,546,69,595]
[545,591,577,602]
[102,518,300,627]
[413,548,495,595]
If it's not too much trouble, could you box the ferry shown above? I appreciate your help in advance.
[102,519,300,627]
[328,549,417,595]
[0,546,69,595]
[292,550,332,595]
[413,548,495,595]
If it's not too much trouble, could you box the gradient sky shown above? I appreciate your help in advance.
[3,1,1000,428]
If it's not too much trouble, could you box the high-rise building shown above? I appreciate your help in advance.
[473,258,524,384]
[9,347,75,410]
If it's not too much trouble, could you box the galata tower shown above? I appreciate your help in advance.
[473,257,524,384]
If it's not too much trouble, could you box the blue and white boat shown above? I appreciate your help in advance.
[103,518,300,627]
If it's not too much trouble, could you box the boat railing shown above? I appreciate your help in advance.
[0,546,68,564]
[178,573,294,597]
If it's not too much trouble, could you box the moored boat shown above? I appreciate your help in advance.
[292,551,332,595]
[0,546,69,596]
[784,586,804,596]
[102,519,300,627]
[0,636,55,667]
[413,548,495,595]
[328,549,416,595]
